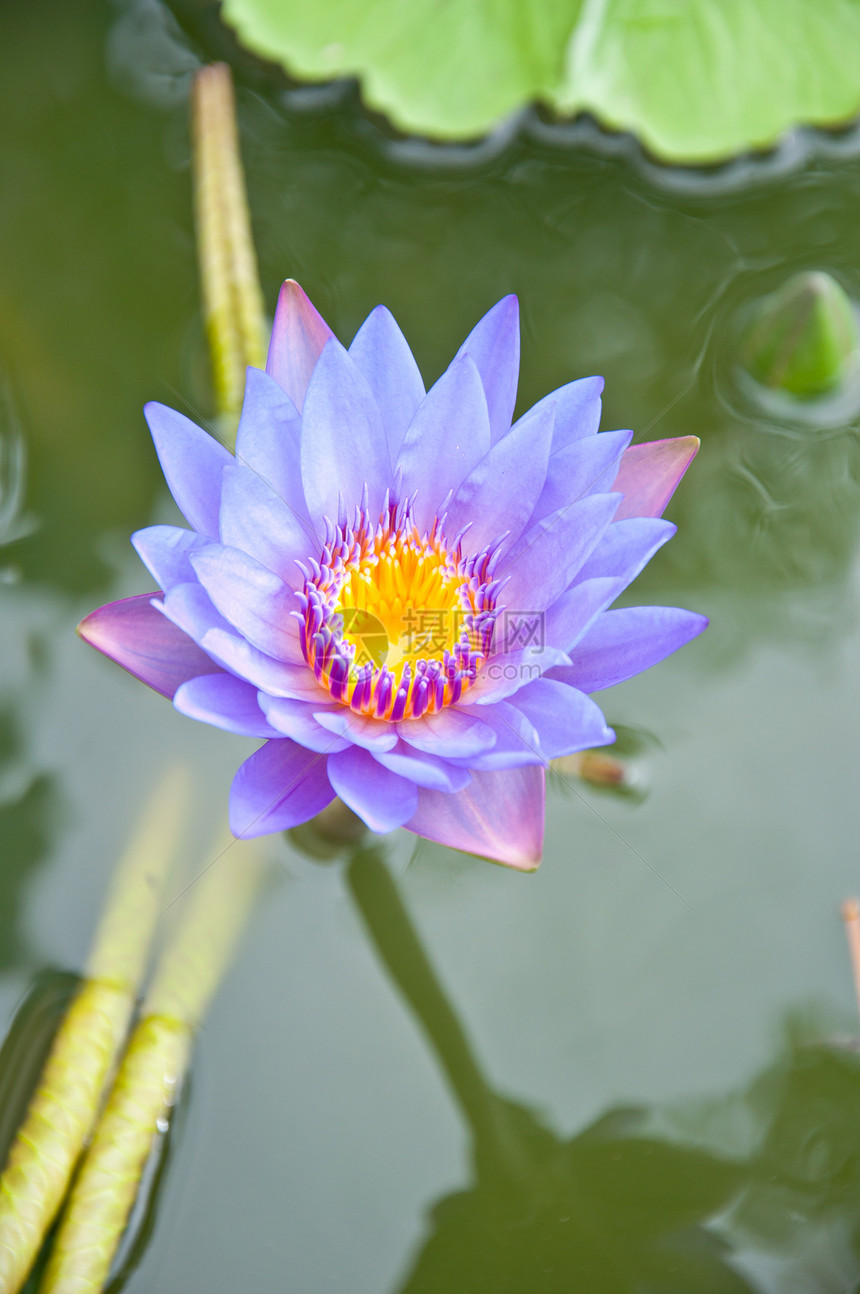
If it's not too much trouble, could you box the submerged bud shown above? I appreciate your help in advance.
[290,799,368,861]
[739,271,860,399]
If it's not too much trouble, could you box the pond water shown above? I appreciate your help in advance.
[5,1,860,1290]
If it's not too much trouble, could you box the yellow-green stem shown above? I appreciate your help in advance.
[191,63,266,429]
[39,835,263,1292]
[38,1016,191,1294]
[0,981,132,1293]
[0,769,188,1293]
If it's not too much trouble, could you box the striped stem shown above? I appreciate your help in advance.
[0,768,189,1294]
[37,1016,191,1294]
[191,63,267,429]
[39,835,263,1293]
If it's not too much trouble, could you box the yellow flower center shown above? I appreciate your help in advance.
[334,529,465,675]
[300,499,501,721]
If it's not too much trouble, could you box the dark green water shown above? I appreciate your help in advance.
[5,1,860,1289]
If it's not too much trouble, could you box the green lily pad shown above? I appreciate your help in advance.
[220,0,860,162]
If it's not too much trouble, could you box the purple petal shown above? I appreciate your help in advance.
[201,628,325,700]
[550,606,709,694]
[219,462,314,586]
[77,594,219,699]
[544,576,627,652]
[131,525,207,592]
[445,400,555,552]
[230,739,334,837]
[348,305,425,464]
[300,338,391,526]
[174,673,277,737]
[327,746,418,832]
[498,493,620,612]
[234,368,311,529]
[259,695,350,753]
[508,678,614,758]
[266,280,333,413]
[314,709,398,752]
[159,581,232,645]
[447,701,544,771]
[396,353,491,532]
[612,437,700,520]
[143,402,231,539]
[397,707,497,758]
[372,741,472,791]
[158,577,309,696]
[527,376,604,455]
[158,586,318,699]
[190,544,304,663]
[532,429,632,523]
[574,517,676,586]
[404,766,545,871]
[455,295,520,445]
[464,645,573,705]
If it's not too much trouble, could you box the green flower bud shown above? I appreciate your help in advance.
[739,271,860,398]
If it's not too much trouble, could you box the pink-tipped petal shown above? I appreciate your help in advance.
[405,766,545,871]
[612,436,700,520]
[77,594,220,699]
[266,280,333,412]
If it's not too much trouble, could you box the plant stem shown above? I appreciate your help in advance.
[345,847,525,1178]
[39,834,263,1293]
[0,768,189,1294]
[191,62,267,429]
[38,1016,191,1294]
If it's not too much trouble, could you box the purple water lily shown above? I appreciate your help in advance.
[79,282,706,869]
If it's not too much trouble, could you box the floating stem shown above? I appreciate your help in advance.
[0,767,189,1294]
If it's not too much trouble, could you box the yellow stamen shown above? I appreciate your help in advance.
[334,526,464,675]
